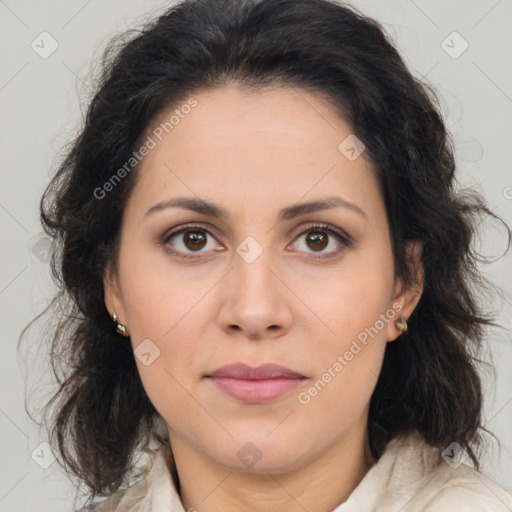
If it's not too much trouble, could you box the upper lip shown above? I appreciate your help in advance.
[206,363,306,379]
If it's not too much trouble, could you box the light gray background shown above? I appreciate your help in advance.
[1,0,511,510]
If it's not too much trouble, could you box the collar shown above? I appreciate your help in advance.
[106,431,512,512]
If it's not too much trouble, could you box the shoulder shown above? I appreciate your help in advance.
[74,441,182,512]
[76,478,148,512]
[420,462,512,512]
[339,431,512,512]
[75,443,167,512]
[385,433,512,512]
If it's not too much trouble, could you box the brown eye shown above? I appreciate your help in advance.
[305,230,328,251]
[162,223,351,260]
[182,230,207,251]
[291,224,351,259]
[162,225,219,259]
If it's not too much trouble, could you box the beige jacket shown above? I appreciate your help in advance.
[80,432,512,511]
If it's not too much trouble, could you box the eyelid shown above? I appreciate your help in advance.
[161,223,223,259]
[162,223,221,244]
[289,222,351,244]
[161,221,352,259]
[287,222,353,259]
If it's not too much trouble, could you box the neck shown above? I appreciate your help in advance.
[169,422,375,512]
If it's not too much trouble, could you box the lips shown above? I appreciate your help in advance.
[205,363,307,403]
[207,362,306,380]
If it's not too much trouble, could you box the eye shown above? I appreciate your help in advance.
[161,223,352,260]
[289,223,352,259]
[162,224,221,259]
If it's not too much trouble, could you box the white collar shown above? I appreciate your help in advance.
[96,431,512,511]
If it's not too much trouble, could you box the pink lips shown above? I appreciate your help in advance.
[205,363,307,403]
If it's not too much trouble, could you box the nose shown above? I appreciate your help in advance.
[216,249,293,341]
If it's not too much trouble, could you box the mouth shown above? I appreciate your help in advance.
[204,363,308,403]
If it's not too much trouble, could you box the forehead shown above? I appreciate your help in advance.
[125,83,382,224]
[153,83,351,148]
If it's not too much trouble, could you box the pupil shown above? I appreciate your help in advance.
[185,231,206,250]
[308,231,327,251]
[182,230,328,253]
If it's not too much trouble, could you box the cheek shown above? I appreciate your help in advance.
[297,248,393,405]
[127,308,204,430]
[297,290,389,429]
[116,254,207,407]
[304,254,394,350]
[117,240,211,340]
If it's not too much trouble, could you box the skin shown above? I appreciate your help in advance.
[104,83,423,512]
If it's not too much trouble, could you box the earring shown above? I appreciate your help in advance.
[394,314,408,333]
[112,311,130,337]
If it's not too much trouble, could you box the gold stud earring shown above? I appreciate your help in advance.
[394,314,408,333]
[112,311,130,337]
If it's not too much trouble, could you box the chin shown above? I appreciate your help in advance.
[207,436,310,475]
[224,453,306,475]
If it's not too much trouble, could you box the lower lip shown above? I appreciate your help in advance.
[207,376,305,403]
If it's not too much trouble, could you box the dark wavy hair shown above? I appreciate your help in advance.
[19,0,511,506]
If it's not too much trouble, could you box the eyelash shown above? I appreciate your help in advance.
[161,223,352,260]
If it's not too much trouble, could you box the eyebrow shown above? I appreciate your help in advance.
[144,195,368,221]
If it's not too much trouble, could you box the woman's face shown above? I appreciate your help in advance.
[105,83,421,473]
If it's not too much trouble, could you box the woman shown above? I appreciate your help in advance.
[32,0,512,510]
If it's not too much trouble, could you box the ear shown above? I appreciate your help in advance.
[103,260,126,324]
[387,239,424,342]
